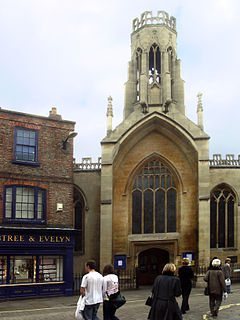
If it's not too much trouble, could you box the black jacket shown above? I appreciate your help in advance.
[148,273,182,320]
[178,266,194,293]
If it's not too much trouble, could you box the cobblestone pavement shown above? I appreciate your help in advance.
[0,284,240,319]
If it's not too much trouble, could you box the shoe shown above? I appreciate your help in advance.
[181,311,186,314]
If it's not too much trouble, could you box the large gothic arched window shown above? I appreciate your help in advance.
[132,159,177,234]
[210,186,235,248]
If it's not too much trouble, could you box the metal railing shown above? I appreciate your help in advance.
[73,264,240,294]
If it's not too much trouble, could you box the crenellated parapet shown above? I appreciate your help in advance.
[209,154,240,167]
[74,157,101,171]
[132,11,176,33]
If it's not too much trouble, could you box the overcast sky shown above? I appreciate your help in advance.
[0,0,239,162]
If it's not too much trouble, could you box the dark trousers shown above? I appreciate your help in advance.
[181,287,191,312]
[209,293,222,314]
[83,303,100,320]
[103,300,119,320]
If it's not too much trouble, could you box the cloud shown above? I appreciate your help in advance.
[0,0,239,161]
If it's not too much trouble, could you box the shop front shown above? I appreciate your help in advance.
[0,227,74,299]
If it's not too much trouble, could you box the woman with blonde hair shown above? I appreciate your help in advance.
[148,263,182,320]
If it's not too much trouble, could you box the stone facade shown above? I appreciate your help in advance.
[74,11,240,282]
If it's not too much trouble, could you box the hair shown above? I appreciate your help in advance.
[103,264,114,276]
[162,263,176,274]
[85,260,96,270]
[182,258,189,266]
[212,258,221,267]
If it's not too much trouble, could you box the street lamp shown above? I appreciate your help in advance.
[62,131,78,150]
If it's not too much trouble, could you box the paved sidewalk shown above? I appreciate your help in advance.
[0,284,240,319]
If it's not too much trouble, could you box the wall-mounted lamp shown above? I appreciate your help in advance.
[62,131,78,150]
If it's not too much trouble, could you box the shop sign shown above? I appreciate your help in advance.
[0,233,73,246]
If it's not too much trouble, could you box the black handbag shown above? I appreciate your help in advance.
[145,295,153,306]
[204,286,209,296]
[109,291,126,309]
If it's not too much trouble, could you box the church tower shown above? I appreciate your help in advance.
[100,11,210,275]
[124,11,185,118]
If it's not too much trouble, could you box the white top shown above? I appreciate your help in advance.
[102,274,119,300]
[81,271,103,305]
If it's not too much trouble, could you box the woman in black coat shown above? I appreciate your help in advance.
[148,263,182,320]
[178,258,194,314]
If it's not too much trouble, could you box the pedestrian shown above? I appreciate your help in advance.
[204,258,227,317]
[222,258,232,293]
[102,264,119,320]
[80,260,103,320]
[178,257,194,314]
[148,263,182,320]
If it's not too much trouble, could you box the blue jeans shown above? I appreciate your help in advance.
[83,303,100,320]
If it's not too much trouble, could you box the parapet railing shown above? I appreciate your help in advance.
[74,157,101,171]
[132,11,176,33]
[209,154,240,167]
[74,154,240,171]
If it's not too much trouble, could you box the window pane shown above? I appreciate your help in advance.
[161,175,165,188]
[228,197,234,247]
[10,256,36,284]
[144,190,153,233]
[39,256,63,282]
[15,128,37,162]
[155,189,165,233]
[0,257,7,284]
[132,190,142,234]
[5,203,12,218]
[155,175,159,188]
[218,197,225,248]
[210,198,217,248]
[167,189,176,232]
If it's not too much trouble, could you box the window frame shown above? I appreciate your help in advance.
[210,186,236,249]
[3,185,47,224]
[13,126,39,166]
[131,159,177,234]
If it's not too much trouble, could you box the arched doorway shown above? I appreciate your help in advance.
[137,248,169,285]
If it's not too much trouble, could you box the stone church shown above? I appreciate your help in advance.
[73,11,240,284]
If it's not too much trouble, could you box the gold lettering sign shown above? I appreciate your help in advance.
[0,234,71,243]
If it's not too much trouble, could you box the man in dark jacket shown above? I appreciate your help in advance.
[204,258,227,317]
[222,258,232,293]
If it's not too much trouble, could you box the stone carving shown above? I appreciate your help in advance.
[132,11,176,32]
[209,154,240,166]
[74,157,102,170]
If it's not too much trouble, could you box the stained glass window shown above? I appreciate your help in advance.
[132,159,177,234]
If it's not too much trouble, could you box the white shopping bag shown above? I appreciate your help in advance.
[225,279,231,286]
[75,296,85,320]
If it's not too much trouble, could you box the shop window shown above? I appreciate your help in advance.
[0,256,7,284]
[10,256,36,283]
[13,127,39,165]
[132,159,177,234]
[3,186,46,223]
[210,186,236,248]
[39,256,63,282]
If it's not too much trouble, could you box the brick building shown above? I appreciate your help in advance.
[0,107,76,298]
